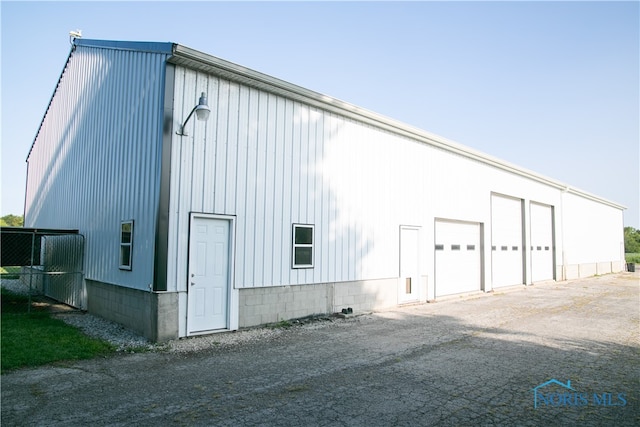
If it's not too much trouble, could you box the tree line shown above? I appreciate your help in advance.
[624,227,640,253]
[0,214,23,227]
[1,214,639,253]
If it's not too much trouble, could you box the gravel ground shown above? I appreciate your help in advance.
[3,273,638,426]
[63,311,340,353]
[1,278,337,354]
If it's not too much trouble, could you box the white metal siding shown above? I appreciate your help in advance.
[167,66,433,291]
[166,64,625,293]
[25,45,169,290]
[562,192,624,267]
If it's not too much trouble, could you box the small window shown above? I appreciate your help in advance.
[435,244,444,251]
[512,246,519,251]
[292,224,314,268]
[120,220,133,270]
[467,245,475,251]
[492,246,497,251]
[501,246,508,251]
[545,246,550,251]
[451,244,460,251]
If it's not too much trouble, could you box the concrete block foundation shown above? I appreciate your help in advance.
[238,278,400,328]
[86,280,178,342]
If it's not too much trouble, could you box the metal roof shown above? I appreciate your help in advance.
[73,38,174,54]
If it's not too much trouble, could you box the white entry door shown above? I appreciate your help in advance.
[188,216,230,334]
[399,226,420,303]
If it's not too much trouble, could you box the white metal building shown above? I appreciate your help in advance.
[25,39,626,341]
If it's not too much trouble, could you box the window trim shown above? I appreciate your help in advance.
[119,220,134,270]
[292,223,314,269]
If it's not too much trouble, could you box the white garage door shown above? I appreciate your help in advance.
[530,202,554,282]
[435,220,482,297]
[491,195,524,288]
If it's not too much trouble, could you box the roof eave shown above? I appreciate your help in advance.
[169,44,625,211]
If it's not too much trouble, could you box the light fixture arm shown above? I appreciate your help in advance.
[176,92,211,136]
[177,105,199,136]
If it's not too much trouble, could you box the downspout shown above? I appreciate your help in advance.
[152,58,176,293]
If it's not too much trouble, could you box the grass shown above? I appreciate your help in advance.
[266,320,293,329]
[0,266,21,280]
[625,253,640,263]
[1,289,114,373]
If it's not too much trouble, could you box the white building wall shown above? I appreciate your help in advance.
[25,43,170,290]
[167,65,626,295]
[167,66,437,292]
[24,39,627,340]
[561,191,625,278]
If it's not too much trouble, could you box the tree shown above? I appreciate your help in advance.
[0,214,23,227]
[624,227,640,253]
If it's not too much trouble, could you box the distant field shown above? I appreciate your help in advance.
[626,253,640,263]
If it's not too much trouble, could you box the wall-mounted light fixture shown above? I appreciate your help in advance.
[176,92,211,136]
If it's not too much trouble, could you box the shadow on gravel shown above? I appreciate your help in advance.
[1,277,639,426]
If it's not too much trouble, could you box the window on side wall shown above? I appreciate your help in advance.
[292,224,314,268]
[120,220,133,270]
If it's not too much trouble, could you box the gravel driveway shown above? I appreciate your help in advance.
[2,272,639,426]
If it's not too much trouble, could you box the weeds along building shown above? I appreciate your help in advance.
[25,39,626,341]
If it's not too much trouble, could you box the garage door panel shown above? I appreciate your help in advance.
[435,221,481,297]
[530,203,554,282]
[491,195,524,288]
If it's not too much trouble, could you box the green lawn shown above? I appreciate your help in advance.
[0,266,21,279]
[1,289,114,373]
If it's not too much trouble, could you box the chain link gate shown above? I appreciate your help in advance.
[0,228,85,310]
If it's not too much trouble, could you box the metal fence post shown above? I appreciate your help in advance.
[28,230,35,313]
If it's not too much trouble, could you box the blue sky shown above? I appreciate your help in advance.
[2,1,638,228]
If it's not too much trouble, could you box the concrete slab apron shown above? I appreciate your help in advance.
[2,273,639,426]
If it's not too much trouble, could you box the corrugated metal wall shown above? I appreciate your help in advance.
[167,66,576,292]
[25,44,170,290]
[168,66,436,291]
[26,45,624,295]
